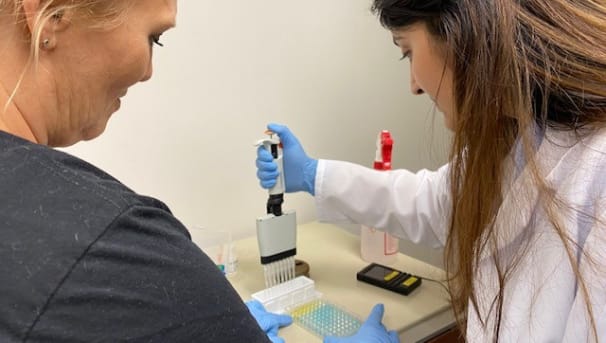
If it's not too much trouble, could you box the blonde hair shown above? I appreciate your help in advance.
[0,0,133,112]
[373,0,606,340]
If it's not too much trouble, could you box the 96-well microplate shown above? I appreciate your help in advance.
[289,299,362,338]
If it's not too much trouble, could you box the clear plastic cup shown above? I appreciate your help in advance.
[360,225,398,265]
[189,227,238,276]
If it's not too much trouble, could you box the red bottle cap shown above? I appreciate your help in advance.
[373,131,393,171]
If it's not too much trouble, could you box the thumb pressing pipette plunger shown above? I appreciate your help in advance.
[254,130,297,287]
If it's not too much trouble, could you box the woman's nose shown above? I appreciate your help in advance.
[140,61,153,82]
[410,75,424,95]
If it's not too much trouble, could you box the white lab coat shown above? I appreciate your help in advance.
[314,128,606,342]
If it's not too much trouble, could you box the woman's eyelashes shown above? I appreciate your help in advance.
[150,34,164,47]
[400,51,411,61]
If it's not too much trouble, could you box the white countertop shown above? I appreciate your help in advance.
[216,221,454,342]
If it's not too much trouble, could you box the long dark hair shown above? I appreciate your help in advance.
[372,0,606,340]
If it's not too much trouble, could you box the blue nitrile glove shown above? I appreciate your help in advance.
[246,300,293,343]
[256,123,318,195]
[323,304,400,343]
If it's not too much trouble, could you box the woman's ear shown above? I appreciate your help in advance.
[21,0,72,50]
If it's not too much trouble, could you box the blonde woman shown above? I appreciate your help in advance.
[0,1,291,341]
[256,0,606,341]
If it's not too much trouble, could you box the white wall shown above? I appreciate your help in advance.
[64,0,450,266]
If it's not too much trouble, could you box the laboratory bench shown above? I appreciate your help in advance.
[218,222,457,342]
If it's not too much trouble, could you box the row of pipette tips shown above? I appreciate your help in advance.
[263,256,296,287]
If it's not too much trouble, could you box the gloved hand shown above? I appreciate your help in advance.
[256,123,318,195]
[323,304,400,343]
[245,300,292,343]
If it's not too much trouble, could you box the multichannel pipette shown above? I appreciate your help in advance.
[254,131,297,287]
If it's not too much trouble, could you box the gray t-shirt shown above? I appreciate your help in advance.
[0,131,268,343]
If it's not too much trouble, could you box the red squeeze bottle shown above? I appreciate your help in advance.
[360,131,399,264]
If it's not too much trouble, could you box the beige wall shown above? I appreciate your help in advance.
[64,0,450,266]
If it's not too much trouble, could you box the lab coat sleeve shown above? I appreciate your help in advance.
[314,159,451,248]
